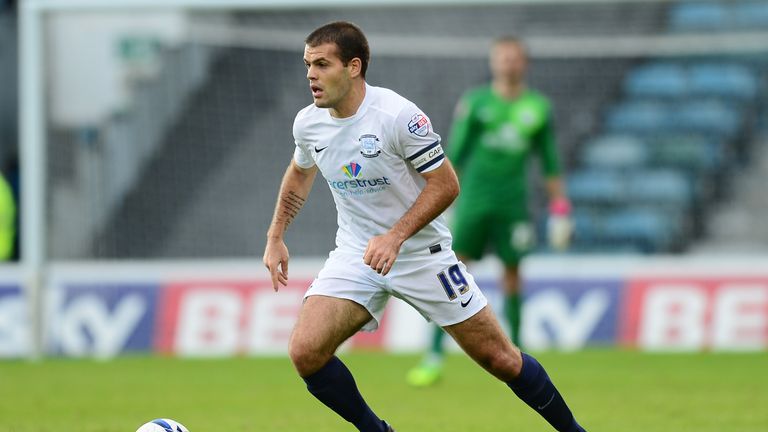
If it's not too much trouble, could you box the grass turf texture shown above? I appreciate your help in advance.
[1,351,766,432]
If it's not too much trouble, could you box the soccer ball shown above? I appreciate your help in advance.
[136,419,189,432]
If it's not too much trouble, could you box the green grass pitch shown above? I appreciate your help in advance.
[1,350,766,431]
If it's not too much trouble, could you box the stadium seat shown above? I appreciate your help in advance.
[580,135,649,169]
[624,63,687,98]
[602,207,677,253]
[672,99,741,138]
[650,134,723,172]
[626,169,694,207]
[733,1,768,29]
[567,169,625,204]
[669,2,730,32]
[540,210,647,254]
[570,210,599,241]
[689,63,759,100]
[567,210,624,252]
[604,101,673,134]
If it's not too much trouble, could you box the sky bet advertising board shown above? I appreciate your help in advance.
[2,257,765,358]
[0,283,30,358]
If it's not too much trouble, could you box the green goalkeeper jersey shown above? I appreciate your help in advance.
[447,86,561,214]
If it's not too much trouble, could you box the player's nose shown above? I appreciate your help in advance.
[306,66,317,80]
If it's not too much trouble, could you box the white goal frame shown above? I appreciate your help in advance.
[21,0,768,268]
[17,0,768,358]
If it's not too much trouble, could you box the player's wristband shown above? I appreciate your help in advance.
[549,197,571,216]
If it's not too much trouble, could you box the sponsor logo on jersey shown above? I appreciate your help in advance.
[483,124,527,153]
[342,162,362,178]
[408,113,430,137]
[359,134,381,158]
[330,162,391,196]
[520,109,538,126]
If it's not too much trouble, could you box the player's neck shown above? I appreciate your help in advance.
[492,79,525,100]
[330,80,367,119]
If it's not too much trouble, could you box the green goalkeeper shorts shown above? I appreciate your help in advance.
[451,206,534,266]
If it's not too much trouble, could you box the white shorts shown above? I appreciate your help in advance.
[304,247,488,331]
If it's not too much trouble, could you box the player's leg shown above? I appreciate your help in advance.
[502,264,523,346]
[405,323,446,387]
[494,217,534,346]
[289,295,370,376]
[406,208,488,386]
[444,306,586,432]
[289,295,391,432]
[406,254,471,387]
[422,252,475,366]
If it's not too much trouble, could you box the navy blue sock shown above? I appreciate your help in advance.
[507,353,586,432]
[303,356,387,432]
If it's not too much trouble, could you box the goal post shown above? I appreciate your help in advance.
[21,0,768,266]
[15,0,768,357]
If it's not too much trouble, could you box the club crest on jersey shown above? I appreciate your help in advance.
[342,162,362,178]
[519,109,538,127]
[408,113,430,137]
[358,134,381,158]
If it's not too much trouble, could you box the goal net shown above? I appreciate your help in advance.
[23,0,768,261]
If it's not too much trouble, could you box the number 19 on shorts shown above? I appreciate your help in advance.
[436,264,469,300]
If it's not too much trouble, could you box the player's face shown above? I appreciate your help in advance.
[304,43,354,110]
[490,42,527,83]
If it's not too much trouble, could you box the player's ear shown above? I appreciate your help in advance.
[348,57,362,78]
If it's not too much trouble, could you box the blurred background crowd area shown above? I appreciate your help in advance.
[1,0,767,262]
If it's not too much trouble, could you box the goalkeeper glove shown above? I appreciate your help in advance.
[547,197,573,251]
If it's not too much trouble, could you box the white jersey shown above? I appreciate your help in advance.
[293,84,452,256]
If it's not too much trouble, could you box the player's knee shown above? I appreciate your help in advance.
[484,350,511,373]
[288,338,328,376]
[503,268,521,294]
[482,347,522,381]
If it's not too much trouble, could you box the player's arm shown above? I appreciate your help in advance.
[445,95,475,176]
[392,158,460,239]
[536,112,570,205]
[264,160,318,291]
[364,159,459,275]
[535,111,572,250]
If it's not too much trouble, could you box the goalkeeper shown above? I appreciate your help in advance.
[407,36,572,387]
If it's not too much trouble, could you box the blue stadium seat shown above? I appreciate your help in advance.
[669,2,730,31]
[626,169,694,207]
[602,208,677,253]
[581,135,649,169]
[672,100,741,137]
[541,210,648,254]
[624,63,687,98]
[571,210,597,234]
[651,134,724,172]
[689,63,759,100]
[567,169,625,204]
[733,1,768,29]
[604,101,673,134]
[567,210,601,247]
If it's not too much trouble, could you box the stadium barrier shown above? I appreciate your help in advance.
[1,255,767,358]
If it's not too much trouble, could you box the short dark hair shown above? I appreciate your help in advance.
[493,35,528,55]
[305,21,370,78]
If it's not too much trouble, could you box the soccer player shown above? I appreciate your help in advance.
[263,22,586,432]
[407,36,572,387]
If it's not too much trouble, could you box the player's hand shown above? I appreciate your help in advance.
[547,197,573,251]
[363,231,405,276]
[263,238,290,291]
